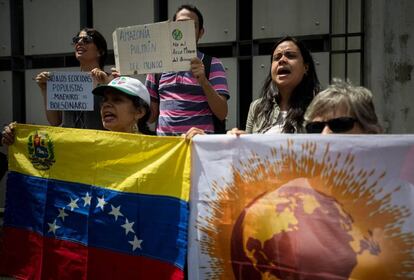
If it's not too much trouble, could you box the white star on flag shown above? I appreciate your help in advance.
[82,192,92,207]
[96,196,107,211]
[57,208,69,221]
[109,205,124,221]
[128,235,143,251]
[48,219,61,235]
[68,198,79,211]
[121,218,135,235]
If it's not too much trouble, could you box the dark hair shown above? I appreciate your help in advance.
[254,36,320,133]
[77,28,108,69]
[173,4,204,31]
[128,96,153,135]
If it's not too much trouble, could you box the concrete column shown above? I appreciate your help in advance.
[365,0,414,133]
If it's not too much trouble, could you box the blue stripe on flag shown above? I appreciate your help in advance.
[4,171,189,269]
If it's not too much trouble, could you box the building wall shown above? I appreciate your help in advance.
[365,0,414,133]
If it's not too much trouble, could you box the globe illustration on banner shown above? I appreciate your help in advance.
[230,178,386,279]
[172,29,183,41]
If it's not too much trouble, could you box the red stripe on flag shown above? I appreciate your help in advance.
[87,247,184,279]
[1,227,183,279]
[1,227,87,280]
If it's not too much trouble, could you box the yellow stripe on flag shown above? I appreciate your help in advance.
[9,124,191,201]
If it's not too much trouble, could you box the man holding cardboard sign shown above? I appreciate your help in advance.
[145,4,229,136]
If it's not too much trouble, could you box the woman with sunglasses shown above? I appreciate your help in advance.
[304,79,382,134]
[228,36,320,135]
[35,28,109,129]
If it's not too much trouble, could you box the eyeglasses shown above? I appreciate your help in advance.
[305,117,357,133]
[72,35,94,45]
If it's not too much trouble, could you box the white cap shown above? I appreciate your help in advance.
[93,76,151,106]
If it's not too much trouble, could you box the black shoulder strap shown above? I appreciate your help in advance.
[152,73,162,133]
[202,54,212,79]
[154,73,161,97]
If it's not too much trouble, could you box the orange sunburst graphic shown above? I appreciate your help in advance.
[197,139,414,280]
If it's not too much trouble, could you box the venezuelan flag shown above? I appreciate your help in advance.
[0,124,191,279]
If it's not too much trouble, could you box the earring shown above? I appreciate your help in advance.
[132,123,138,133]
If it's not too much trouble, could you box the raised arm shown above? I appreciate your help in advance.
[190,57,228,120]
[35,71,63,126]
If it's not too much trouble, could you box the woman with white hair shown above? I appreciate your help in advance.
[304,79,382,134]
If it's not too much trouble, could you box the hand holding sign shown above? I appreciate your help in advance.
[190,57,207,84]
[91,68,110,84]
[35,72,51,92]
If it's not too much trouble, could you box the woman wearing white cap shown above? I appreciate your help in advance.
[92,76,152,134]
[1,77,152,146]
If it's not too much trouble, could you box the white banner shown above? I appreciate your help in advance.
[113,21,197,75]
[46,71,94,111]
[189,134,414,280]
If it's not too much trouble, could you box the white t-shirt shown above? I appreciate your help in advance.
[265,111,288,134]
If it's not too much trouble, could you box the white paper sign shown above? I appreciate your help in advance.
[46,72,94,111]
[113,21,197,75]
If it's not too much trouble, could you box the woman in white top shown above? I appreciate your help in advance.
[229,36,320,135]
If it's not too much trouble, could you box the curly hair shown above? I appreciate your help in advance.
[253,36,320,133]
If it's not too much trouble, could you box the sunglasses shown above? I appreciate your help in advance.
[72,35,94,45]
[306,117,357,133]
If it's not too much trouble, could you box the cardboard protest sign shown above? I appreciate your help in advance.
[113,21,197,75]
[46,72,94,111]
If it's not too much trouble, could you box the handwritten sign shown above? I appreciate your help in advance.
[113,20,197,75]
[46,72,94,111]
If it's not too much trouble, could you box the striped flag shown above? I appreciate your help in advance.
[1,124,191,279]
